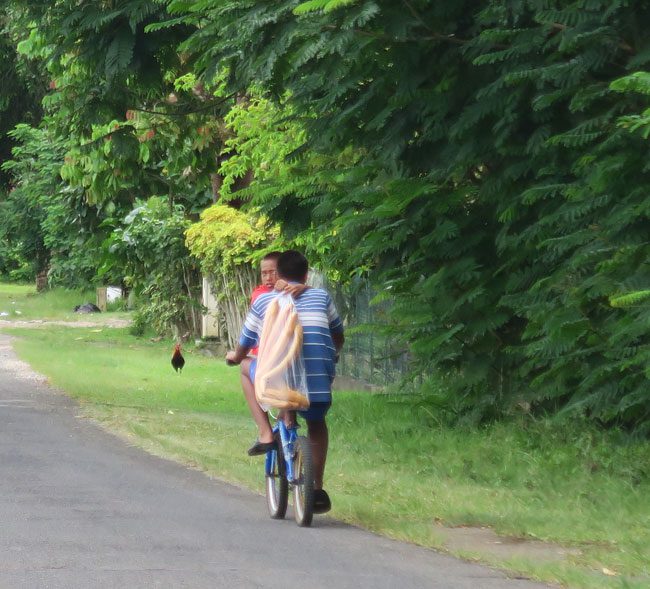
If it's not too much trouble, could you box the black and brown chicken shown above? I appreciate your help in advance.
[171,343,185,373]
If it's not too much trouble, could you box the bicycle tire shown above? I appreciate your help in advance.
[266,443,288,519]
[292,436,314,527]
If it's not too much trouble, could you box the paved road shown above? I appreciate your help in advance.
[0,335,550,589]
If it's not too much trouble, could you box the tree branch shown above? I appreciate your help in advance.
[401,0,434,33]
[549,22,634,54]
[130,91,237,118]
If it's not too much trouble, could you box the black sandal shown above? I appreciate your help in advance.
[247,439,277,456]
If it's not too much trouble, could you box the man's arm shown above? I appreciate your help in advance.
[326,291,344,355]
[332,331,345,353]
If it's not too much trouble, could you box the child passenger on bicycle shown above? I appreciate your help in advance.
[236,251,279,438]
[226,250,344,514]
[236,251,307,454]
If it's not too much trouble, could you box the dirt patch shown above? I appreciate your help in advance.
[434,524,581,563]
[0,318,131,329]
[0,335,49,384]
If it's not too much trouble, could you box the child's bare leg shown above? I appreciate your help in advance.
[240,358,273,443]
[306,419,328,490]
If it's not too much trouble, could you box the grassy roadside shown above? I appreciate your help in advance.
[3,323,648,589]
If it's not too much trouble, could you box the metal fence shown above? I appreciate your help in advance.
[312,274,410,387]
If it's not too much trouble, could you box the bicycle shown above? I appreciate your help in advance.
[265,410,314,527]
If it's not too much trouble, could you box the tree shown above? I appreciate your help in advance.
[186,204,280,347]
[1,1,230,333]
[0,11,44,189]
[106,196,202,336]
[171,0,650,428]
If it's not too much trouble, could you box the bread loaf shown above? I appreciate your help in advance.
[254,298,309,410]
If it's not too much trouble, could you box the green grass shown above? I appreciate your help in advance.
[3,324,650,589]
[0,281,130,322]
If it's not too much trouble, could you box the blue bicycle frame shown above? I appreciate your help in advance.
[265,418,298,483]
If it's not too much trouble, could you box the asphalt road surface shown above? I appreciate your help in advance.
[0,335,550,589]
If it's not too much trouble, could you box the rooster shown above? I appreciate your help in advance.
[171,343,185,373]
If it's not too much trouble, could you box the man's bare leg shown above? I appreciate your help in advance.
[306,419,328,490]
[240,358,273,443]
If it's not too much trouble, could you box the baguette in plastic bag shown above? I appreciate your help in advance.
[254,294,309,410]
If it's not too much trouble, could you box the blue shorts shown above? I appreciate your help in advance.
[249,357,257,381]
[298,402,331,422]
[249,358,331,422]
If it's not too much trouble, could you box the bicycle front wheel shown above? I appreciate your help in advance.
[292,436,314,527]
[266,444,288,519]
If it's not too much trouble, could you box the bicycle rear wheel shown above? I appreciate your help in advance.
[292,436,314,527]
[265,443,288,519]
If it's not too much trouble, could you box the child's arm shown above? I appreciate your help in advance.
[226,345,251,365]
[228,297,262,364]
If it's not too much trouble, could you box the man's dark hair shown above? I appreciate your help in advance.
[262,251,282,262]
[277,250,308,281]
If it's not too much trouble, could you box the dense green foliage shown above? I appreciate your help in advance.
[0,10,46,277]
[0,124,102,284]
[104,196,202,336]
[0,0,226,334]
[168,0,650,429]
[0,18,43,188]
[2,0,650,428]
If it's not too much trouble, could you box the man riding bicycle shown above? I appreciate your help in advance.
[226,250,344,513]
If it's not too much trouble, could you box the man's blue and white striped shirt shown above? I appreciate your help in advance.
[239,288,344,403]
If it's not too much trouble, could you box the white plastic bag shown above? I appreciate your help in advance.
[255,294,309,410]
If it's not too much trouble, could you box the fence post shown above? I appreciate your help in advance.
[96,287,108,312]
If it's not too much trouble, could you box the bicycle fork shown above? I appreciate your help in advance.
[267,420,299,484]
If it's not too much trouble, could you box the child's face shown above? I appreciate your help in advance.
[260,259,278,288]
